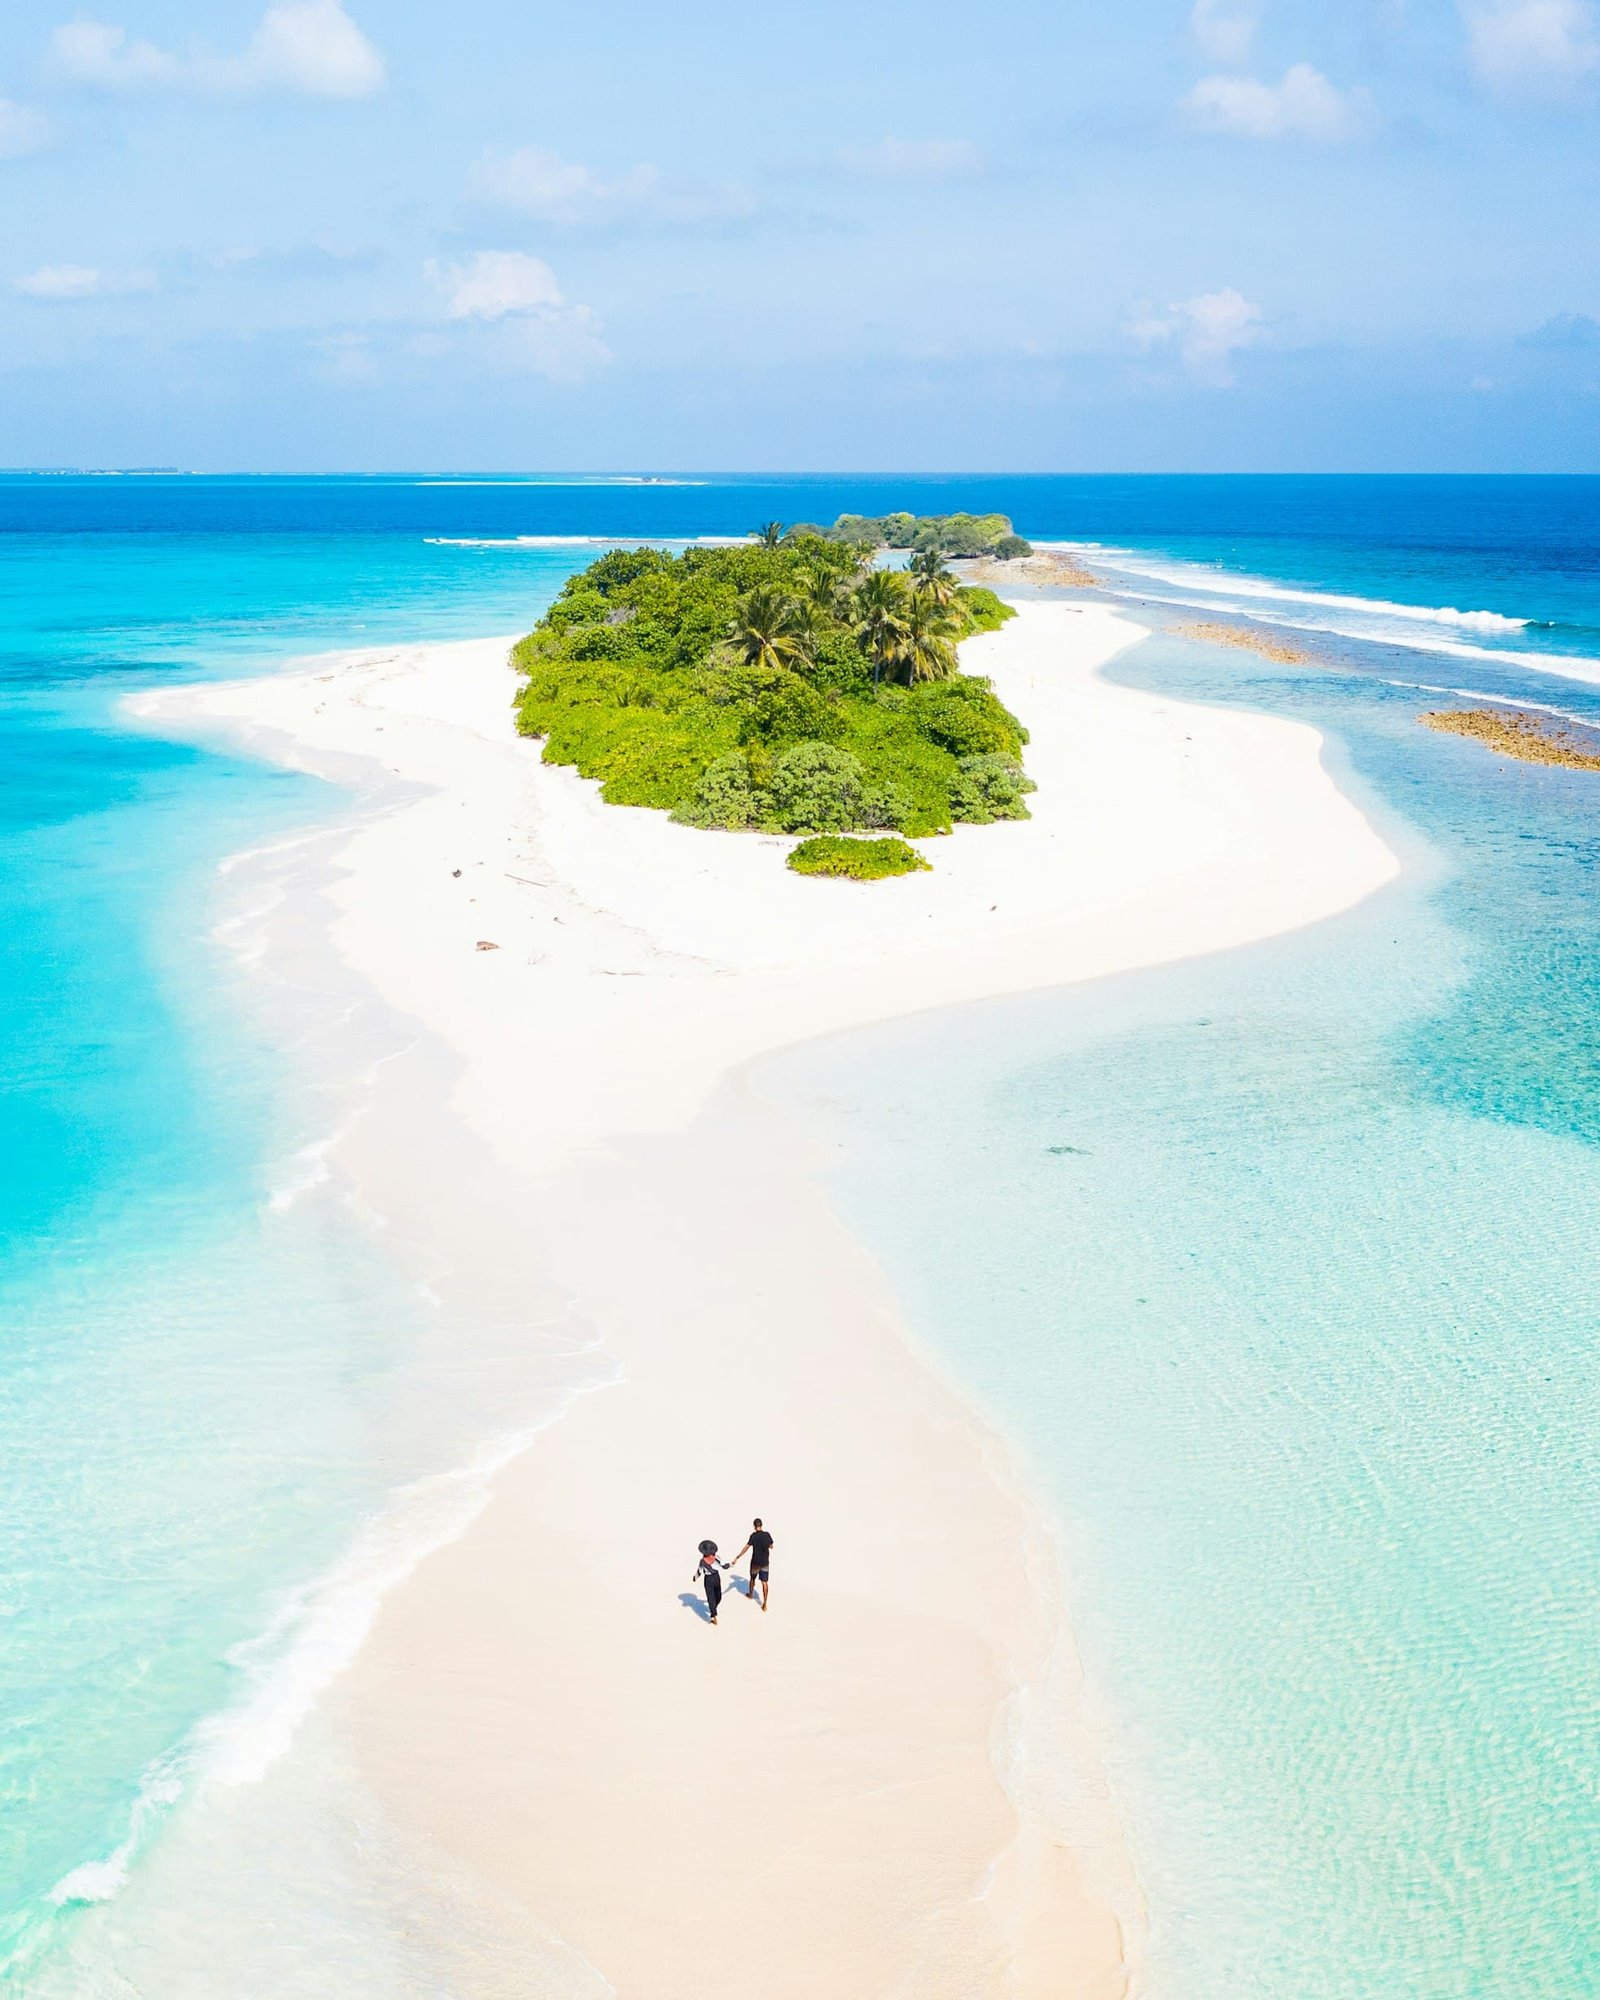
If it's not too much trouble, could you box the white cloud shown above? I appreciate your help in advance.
[15,263,157,299]
[836,137,981,178]
[1464,0,1599,91]
[0,99,50,157]
[1192,0,1259,63]
[476,147,754,227]
[1181,288,1265,380]
[428,251,609,381]
[1125,303,1177,350]
[439,250,565,322]
[1185,63,1366,139]
[51,21,176,86]
[50,1,385,98]
[1127,287,1265,386]
[242,0,383,95]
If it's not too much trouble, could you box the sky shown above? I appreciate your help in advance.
[0,0,1598,471]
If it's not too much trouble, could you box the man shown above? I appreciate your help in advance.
[733,1518,774,1611]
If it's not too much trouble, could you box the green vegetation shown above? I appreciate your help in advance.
[950,752,1037,822]
[784,511,1034,559]
[787,835,932,880]
[513,531,1031,846]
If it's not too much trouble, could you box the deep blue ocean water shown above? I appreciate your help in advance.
[3,473,1599,1993]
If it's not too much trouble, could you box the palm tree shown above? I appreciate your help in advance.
[852,568,910,687]
[909,548,959,613]
[729,585,812,671]
[756,520,786,550]
[794,563,849,623]
[900,589,961,683]
[909,546,948,585]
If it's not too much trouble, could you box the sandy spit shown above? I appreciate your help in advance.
[133,601,1398,1999]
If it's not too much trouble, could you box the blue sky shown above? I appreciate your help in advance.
[0,0,1597,470]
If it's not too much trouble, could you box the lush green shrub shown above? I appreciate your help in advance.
[760,741,908,833]
[672,751,760,829]
[546,586,613,630]
[787,835,932,880]
[950,753,1037,824]
[993,535,1034,560]
[735,669,843,745]
[845,698,960,836]
[806,628,874,695]
[567,623,641,663]
[955,586,1015,633]
[909,677,1027,759]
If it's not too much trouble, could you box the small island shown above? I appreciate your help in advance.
[513,521,1036,876]
[787,509,1034,560]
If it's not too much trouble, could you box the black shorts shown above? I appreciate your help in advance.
[751,1565,769,1582]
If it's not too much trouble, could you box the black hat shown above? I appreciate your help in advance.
[697,1539,717,1555]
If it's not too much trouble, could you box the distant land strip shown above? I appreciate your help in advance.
[1420,706,1600,771]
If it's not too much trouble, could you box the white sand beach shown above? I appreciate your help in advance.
[134,601,1399,1999]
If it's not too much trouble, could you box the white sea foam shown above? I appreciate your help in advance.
[265,1133,339,1212]
[48,1755,184,1908]
[197,1384,615,1788]
[426,534,608,547]
[1377,677,1587,722]
[216,828,337,878]
[1243,614,1600,684]
[210,889,284,954]
[1040,549,1600,684]
[1041,542,1532,634]
[39,1366,618,1935]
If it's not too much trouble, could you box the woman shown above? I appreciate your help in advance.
[693,1539,727,1624]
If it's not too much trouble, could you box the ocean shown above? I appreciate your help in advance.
[3,473,1599,1993]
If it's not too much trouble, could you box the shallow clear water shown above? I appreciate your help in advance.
[4,472,1600,1989]
[0,498,610,1982]
[772,607,1600,1997]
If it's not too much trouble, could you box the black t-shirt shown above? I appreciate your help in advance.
[749,1530,773,1566]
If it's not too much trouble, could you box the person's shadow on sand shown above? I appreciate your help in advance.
[679,1591,713,1623]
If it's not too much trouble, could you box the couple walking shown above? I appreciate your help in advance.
[692,1518,773,1625]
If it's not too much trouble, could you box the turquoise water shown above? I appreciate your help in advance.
[773,617,1600,1997]
[0,510,605,1982]
[4,473,1600,1989]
